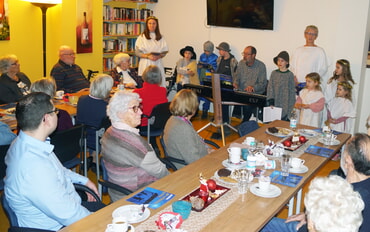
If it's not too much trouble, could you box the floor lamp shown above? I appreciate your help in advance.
[24,0,62,77]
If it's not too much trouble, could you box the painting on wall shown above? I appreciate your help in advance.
[76,0,92,53]
[0,0,9,41]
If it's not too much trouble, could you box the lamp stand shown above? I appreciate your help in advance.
[32,3,57,77]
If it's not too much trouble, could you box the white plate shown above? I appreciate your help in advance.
[213,169,238,186]
[222,159,247,170]
[112,205,150,224]
[105,224,135,232]
[250,183,281,198]
[318,138,340,146]
[298,129,319,137]
[289,165,308,174]
[265,127,293,138]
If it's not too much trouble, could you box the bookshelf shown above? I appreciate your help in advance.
[103,0,157,72]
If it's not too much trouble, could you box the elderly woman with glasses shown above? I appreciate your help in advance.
[110,53,142,89]
[101,91,169,202]
[30,77,73,132]
[0,54,31,104]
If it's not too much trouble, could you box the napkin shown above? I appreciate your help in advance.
[269,170,303,187]
[305,145,334,158]
[126,187,175,209]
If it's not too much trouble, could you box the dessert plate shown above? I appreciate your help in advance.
[298,129,319,137]
[222,159,247,170]
[289,165,309,174]
[318,138,340,146]
[112,205,150,223]
[250,183,281,198]
[213,169,238,186]
[265,127,293,138]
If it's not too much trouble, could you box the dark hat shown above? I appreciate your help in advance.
[273,51,290,68]
[180,46,196,59]
[216,42,231,52]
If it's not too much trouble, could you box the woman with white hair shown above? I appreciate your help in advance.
[76,74,113,149]
[0,54,31,104]
[110,53,142,88]
[305,175,364,232]
[30,77,73,131]
[101,91,169,202]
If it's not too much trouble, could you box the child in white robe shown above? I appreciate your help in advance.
[326,81,356,133]
[295,72,325,127]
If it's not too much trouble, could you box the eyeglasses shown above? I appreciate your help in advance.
[241,52,253,56]
[129,104,143,113]
[304,32,317,36]
[46,108,59,115]
[62,53,76,56]
[11,62,19,66]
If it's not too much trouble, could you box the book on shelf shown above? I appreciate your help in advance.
[126,187,175,209]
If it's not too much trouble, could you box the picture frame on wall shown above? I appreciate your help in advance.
[76,0,92,53]
[0,0,9,41]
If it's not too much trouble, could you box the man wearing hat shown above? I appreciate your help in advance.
[176,45,199,87]
[266,51,296,121]
[234,45,267,122]
[215,42,238,124]
[198,41,218,118]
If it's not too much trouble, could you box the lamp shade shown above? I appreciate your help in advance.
[24,0,62,4]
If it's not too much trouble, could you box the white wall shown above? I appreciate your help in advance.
[154,0,370,133]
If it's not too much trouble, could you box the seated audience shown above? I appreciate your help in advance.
[76,74,113,149]
[110,53,142,88]
[0,121,16,145]
[101,91,169,202]
[0,54,31,104]
[261,133,370,232]
[4,92,103,231]
[133,65,167,128]
[50,45,90,93]
[305,175,364,232]
[30,77,73,132]
[163,89,210,169]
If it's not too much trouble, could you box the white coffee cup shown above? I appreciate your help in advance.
[56,90,64,98]
[107,217,128,232]
[291,157,305,169]
[227,147,241,164]
[258,176,271,192]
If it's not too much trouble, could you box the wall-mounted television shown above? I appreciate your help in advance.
[207,0,274,30]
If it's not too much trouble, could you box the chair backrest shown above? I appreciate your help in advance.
[238,120,260,137]
[0,144,10,190]
[1,192,19,227]
[148,102,172,130]
[159,135,187,171]
[50,124,85,167]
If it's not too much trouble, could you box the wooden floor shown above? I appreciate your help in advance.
[0,112,340,231]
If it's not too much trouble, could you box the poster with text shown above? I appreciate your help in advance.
[0,0,9,40]
[76,0,92,53]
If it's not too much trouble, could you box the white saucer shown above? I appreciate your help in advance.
[318,138,340,146]
[289,165,309,174]
[112,205,150,224]
[105,224,135,232]
[222,159,247,170]
[250,183,281,198]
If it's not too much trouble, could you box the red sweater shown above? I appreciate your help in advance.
[133,82,168,126]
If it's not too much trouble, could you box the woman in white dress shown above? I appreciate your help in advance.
[326,81,356,133]
[135,16,168,87]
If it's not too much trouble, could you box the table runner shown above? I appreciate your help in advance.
[135,186,241,232]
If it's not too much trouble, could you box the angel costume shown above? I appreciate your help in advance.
[135,32,168,87]
[296,89,325,127]
[327,97,356,133]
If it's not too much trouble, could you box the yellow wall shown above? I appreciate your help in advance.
[0,0,103,82]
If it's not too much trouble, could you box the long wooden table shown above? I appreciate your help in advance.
[60,120,350,232]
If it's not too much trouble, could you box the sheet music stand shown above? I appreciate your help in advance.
[197,73,237,146]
